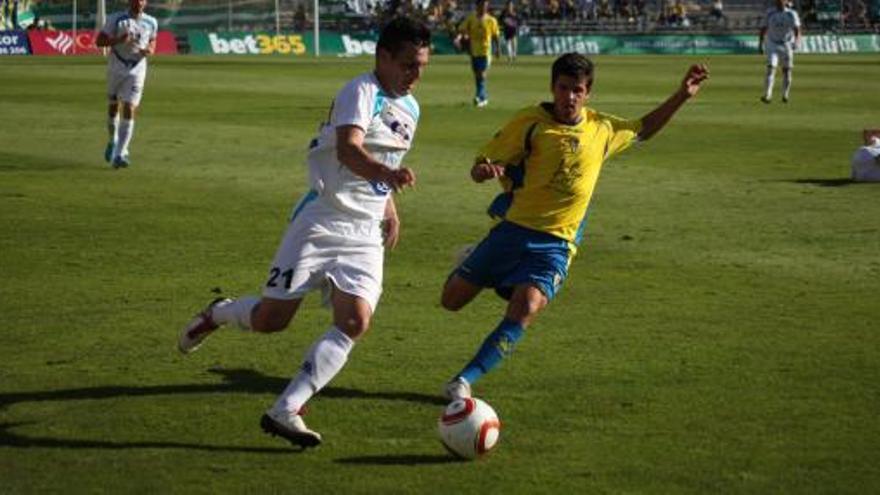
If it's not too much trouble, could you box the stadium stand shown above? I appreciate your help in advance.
[6,0,878,36]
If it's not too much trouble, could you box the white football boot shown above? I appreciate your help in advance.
[260,409,322,448]
[178,298,232,354]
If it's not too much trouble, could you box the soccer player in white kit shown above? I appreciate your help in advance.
[178,17,432,449]
[851,131,880,182]
[759,0,801,104]
[96,0,157,168]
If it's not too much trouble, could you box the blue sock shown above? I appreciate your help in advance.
[458,318,524,385]
[476,78,486,101]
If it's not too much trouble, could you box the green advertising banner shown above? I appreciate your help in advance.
[525,34,880,55]
[188,31,880,56]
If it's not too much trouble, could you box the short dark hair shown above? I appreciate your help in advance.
[377,16,432,56]
[551,53,595,85]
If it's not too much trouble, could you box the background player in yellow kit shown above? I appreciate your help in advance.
[455,0,500,107]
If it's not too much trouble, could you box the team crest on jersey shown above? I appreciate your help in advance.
[566,137,580,153]
[369,180,392,196]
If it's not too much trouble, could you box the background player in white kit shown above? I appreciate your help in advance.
[178,17,431,449]
[851,129,880,182]
[96,0,157,168]
[759,0,801,104]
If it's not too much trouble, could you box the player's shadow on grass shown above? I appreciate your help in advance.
[0,421,292,454]
[334,454,465,466]
[0,368,445,453]
[0,150,92,172]
[0,368,447,410]
[791,178,858,187]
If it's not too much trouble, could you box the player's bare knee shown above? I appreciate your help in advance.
[507,288,547,321]
[440,292,465,311]
[336,315,370,339]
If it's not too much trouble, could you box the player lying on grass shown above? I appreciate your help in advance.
[440,52,709,400]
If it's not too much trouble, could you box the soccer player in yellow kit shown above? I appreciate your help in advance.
[440,53,709,400]
[455,0,500,107]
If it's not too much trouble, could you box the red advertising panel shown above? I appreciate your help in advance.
[27,30,177,56]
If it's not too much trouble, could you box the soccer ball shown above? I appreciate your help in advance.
[437,397,501,459]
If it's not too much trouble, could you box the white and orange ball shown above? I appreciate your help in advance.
[437,397,501,459]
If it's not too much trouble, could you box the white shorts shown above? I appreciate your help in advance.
[766,42,794,69]
[262,194,385,312]
[107,56,147,106]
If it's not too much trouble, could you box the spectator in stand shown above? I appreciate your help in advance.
[545,0,562,19]
[709,0,726,24]
[619,0,635,22]
[577,0,596,19]
[499,0,521,62]
[634,0,648,27]
[518,0,534,19]
[597,0,614,19]
[672,0,690,26]
[561,0,577,18]
[800,0,818,22]
[443,0,463,43]
[657,0,673,25]
[426,0,443,28]
[849,0,869,28]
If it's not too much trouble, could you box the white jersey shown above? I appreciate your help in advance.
[101,11,158,69]
[306,72,420,221]
[763,7,800,45]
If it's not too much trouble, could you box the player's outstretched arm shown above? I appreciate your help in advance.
[336,125,416,192]
[637,64,709,141]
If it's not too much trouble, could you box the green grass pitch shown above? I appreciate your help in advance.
[1,53,879,493]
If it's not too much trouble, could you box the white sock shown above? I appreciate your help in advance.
[115,119,135,159]
[211,296,259,331]
[764,67,775,99]
[782,70,792,99]
[272,326,354,415]
[107,115,119,143]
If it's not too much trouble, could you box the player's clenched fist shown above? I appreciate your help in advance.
[681,63,709,97]
[390,166,416,191]
[380,165,416,192]
[471,160,506,183]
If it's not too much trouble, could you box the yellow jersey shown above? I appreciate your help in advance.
[477,103,642,246]
[459,12,500,58]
